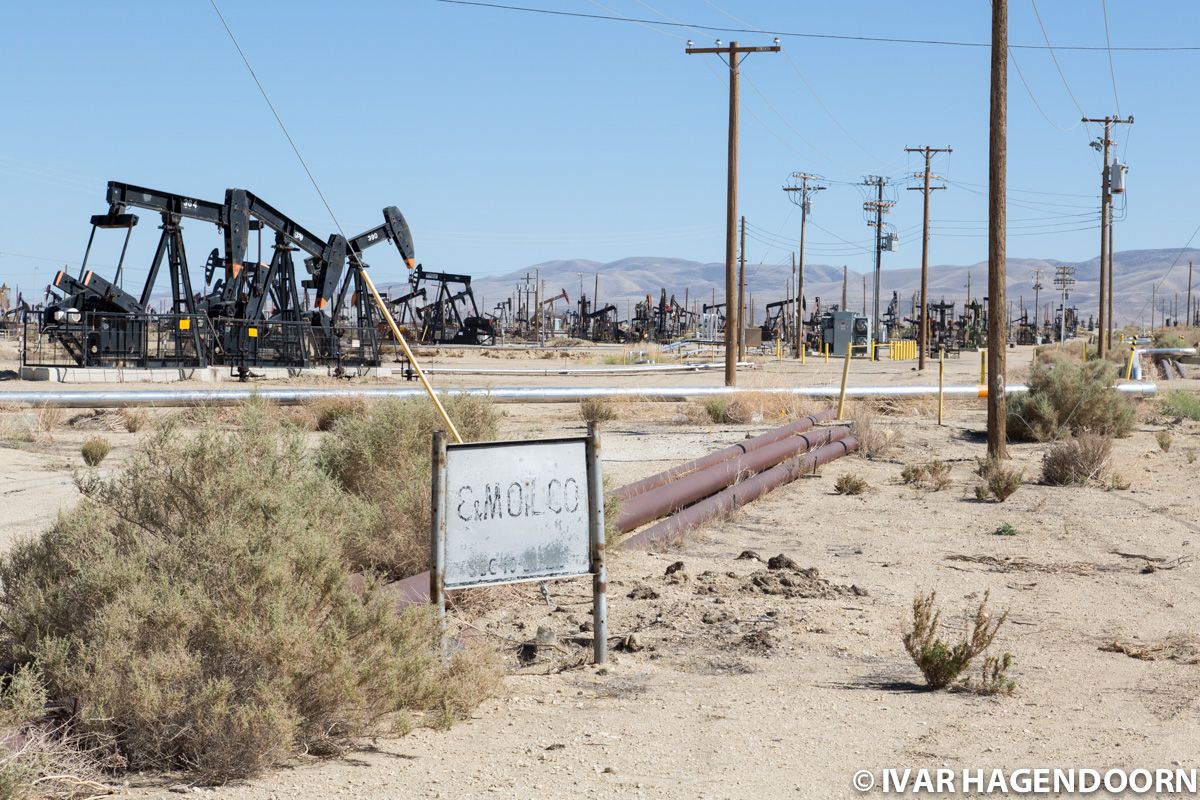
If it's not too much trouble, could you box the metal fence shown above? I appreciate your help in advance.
[23,312,209,369]
[23,312,384,371]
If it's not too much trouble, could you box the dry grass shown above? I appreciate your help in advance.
[833,473,868,495]
[120,408,147,433]
[1041,434,1112,486]
[847,406,900,459]
[79,437,111,467]
[579,397,618,425]
[1155,429,1173,452]
[0,404,500,783]
[902,590,1012,691]
[0,666,109,800]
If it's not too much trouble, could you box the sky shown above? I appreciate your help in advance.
[2,0,1199,302]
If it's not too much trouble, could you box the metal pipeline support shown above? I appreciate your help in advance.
[611,410,836,502]
[622,437,860,551]
[0,382,1157,408]
[614,425,850,533]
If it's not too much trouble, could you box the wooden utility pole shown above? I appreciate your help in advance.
[737,215,747,359]
[987,0,1009,459]
[784,173,826,359]
[1188,261,1194,327]
[862,176,893,356]
[841,266,848,309]
[1031,268,1044,335]
[687,38,781,386]
[1082,114,1132,355]
[905,146,952,371]
[1107,219,1115,340]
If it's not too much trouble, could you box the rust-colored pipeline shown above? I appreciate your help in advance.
[622,437,860,551]
[610,409,835,502]
[613,425,850,533]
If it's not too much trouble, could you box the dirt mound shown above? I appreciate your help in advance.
[741,565,868,599]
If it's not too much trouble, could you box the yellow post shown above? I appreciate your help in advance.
[1125,345,1136,380]
[937,347,945,426]
[1082,339,1088,363]
[836,340,853,420]
[801,339,806,364]
[979,347,987,384]
[824,342,829,363]
[360,268,464,444]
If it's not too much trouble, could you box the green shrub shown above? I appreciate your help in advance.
[318,395,498,579]
[1042,434,1112,486]
[702,397,733,424]
[833,473,868,495]
[903,590,1010,690]
[579,397,617,425]
[993,522,1018,537]
[0,407,496,782]
[1161,391,1200,421]
[80,436,111,467]
[1007,360,1135,442]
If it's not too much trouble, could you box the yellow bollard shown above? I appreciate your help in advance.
[1125,345,1136,380]
[937,347,945,426]
[979,348,987,384]
[824,342,830,363]
[836,340,853,420]
[801,340,806,364]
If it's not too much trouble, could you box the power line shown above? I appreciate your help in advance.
[1100,0,1122,116]
[1030,0,1086,117]
[435,0,1200,51]
[208,0,351,244]
[1008,45,1081,132]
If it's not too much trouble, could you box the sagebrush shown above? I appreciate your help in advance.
[0,405,499,782]
[974,457,1022,502]
[903,590,1011,691]
[900,460,951,491]
[318,395,498,578]
[1006,360,1134,442]
[833,473,868,495]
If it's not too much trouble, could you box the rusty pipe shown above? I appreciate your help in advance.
[611,409,836,502]
[622,437,859,551]
[614,425,850,533]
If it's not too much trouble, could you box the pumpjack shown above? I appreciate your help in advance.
[29,181,419,373]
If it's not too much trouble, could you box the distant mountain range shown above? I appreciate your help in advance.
[452,249,1199,326]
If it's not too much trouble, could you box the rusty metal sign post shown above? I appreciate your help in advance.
[430,424,608,664]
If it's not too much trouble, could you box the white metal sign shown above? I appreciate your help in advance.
[442,438,591,589]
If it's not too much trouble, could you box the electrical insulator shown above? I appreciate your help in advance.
[1109,161,1127,194]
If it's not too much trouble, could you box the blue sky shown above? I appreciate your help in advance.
[1,0,1197,298]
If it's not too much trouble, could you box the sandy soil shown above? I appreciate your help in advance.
[1,347,1198,799]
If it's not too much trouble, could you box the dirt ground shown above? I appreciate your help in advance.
[1,344,1199,798]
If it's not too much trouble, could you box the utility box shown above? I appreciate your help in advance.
[742,327,762,348]
[823,310,871,357]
